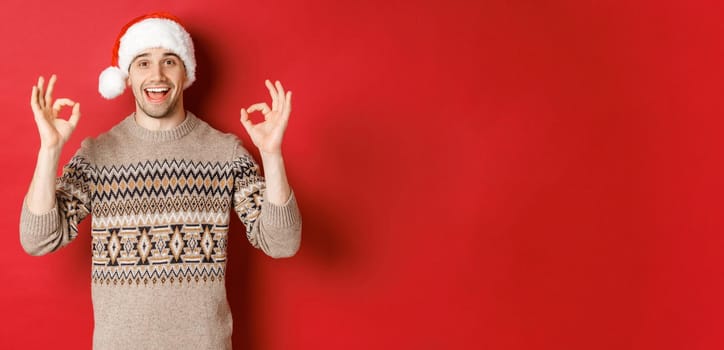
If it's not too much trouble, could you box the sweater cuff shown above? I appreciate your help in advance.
[20,199,60,236]
[261,191,301,228]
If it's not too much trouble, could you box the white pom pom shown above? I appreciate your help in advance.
[98,67,128,99]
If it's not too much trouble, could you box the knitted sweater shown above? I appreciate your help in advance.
[19,112,301,349]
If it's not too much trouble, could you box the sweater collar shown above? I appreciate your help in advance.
[123,111,199,142]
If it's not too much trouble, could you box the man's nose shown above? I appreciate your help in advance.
[149,62,165,80]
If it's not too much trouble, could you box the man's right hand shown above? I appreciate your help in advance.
[30,75,80,150]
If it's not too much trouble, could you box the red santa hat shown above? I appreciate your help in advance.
[98,12,196,99]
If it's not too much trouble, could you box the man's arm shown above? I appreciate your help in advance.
[26,75,81,213]
[238,80,300,257]
[258,152,291,205]
[21,75,82,255]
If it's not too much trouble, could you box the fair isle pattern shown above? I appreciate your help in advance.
[91,224,229,285]
[92,264,226,286]
[57,156,93,241]
[58,155,265,285]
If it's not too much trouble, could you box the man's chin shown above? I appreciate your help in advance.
[146,112,170,119]
[137,102,175,119]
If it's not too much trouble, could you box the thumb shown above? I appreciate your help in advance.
[69,103,81,127]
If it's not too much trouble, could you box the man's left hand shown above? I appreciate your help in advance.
[240,80,292,155]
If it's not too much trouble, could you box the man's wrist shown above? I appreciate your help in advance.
[259,150,284,161]
[38,145,63,159]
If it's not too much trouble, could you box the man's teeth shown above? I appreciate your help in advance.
[145,88,169,92]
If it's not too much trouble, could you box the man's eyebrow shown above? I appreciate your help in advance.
[131,52,180,62]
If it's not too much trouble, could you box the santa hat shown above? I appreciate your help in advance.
[98,12,196,99]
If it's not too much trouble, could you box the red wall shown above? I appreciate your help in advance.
[1,0,722,349]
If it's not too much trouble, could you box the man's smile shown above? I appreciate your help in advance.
[144,86,171,103]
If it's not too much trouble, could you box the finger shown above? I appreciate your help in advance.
[30,86,41,113]
[284,91,292,118]
[37,76,45,108]
[45,74,57,108]
[275,80,285,112]
[240,108,250,124]
[68,103,81,127]
[52,98,76,112]
[279,91,291,127]
[265,79,278,111]
[247,103,271,115]
[239,108,253,133]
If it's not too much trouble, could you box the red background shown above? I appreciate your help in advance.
[1,0,722,349]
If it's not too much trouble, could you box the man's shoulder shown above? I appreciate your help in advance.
[191,115,242,147]
[71,114,136,166]
[78,116,128,147]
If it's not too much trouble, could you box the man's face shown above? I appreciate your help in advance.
[127,48,187,119]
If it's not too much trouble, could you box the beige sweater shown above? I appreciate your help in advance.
[20,113,301,349]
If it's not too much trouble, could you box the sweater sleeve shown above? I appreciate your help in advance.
[19,151,93,256]
[231,144,301,258]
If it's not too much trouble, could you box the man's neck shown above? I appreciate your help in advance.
[133,108,187,131]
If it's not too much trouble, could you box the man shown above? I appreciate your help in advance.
[19,12,301,349]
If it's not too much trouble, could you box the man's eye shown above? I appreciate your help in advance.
[138,61,148,67]
[165,59,176,65]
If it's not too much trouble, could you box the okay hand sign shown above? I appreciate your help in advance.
[30,75,81,150]
[240,80,292,155]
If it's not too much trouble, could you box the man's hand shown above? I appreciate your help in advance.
[240,80,291,155]
[30,75,80,150]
